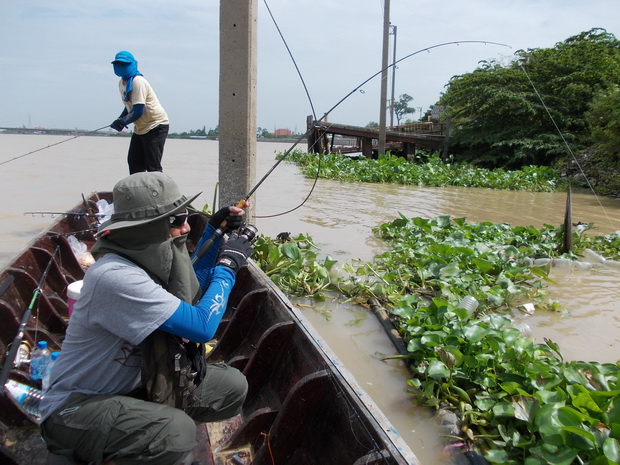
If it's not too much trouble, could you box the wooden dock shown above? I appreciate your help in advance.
[306,117,449,159]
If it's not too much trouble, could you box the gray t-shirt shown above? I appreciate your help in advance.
[39,254,179,420]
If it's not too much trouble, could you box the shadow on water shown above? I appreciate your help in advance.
[1,135,618,462]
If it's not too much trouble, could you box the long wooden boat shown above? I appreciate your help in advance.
[0,192,421,465]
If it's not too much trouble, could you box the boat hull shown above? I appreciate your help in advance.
[0,192,419,465]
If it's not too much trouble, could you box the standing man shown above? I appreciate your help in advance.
[110,51,170,174]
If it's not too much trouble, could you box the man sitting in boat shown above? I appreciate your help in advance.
[39,172,253,465]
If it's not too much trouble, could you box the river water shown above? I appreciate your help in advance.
[1,134,619,463]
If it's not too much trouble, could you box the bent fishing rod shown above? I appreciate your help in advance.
[0,125,109,167]
[191,39,511,264]
[0,246,60,390]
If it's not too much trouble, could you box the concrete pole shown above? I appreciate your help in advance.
[389,25,397,128]
[378,0,390,156]
[219,0,257,219]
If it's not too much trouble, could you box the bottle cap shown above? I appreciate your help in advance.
[51,352,60,360]
[67,280,83,300]
[37,341,48,350]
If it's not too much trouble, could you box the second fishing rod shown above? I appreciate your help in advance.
[192,39,511,264]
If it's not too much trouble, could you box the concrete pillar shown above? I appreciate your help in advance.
[362,138,373,158]
[378,0,390,156]
[219,0,257,219]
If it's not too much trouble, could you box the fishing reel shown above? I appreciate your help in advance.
[230,224,258,244]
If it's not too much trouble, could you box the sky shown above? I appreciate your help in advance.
[1,1,619,135]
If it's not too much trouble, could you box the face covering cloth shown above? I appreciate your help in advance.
[113,51,143,102]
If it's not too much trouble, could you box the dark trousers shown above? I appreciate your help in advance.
[127,124,169,174]
[41,364,247,465]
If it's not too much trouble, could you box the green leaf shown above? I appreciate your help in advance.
[421,332,446,347]
[426,359,451,379]
[534,404,565,446]
[493,401,515,417]
[559,426,596,450]
[439,262,461,277]
[281,242,302,260]
[485,449,510,463]
[464,323,488,343]
[603,437,620,463]
[472,257,494,272]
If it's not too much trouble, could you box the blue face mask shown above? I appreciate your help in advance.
[113,62,138,80]
[112,54,142,102]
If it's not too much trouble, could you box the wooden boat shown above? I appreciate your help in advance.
[0,192,421,465]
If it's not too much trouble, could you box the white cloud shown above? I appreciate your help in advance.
[1,0,618,132]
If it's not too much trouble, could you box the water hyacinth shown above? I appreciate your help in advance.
[254,215,620,464]
[281,150,562,192]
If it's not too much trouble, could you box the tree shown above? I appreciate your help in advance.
[207,125,219,137]
[437,28,620,168]
[257,127,272,138]
[586,85,620,155]
[393,94,414,125]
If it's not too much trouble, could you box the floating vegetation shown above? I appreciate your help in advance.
[254,216,620,465]
[252,232,337,300]
[281,150,563,192]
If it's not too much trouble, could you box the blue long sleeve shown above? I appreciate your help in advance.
[159,266,235,342]
[192,224,223,290]
[122,103,145,124]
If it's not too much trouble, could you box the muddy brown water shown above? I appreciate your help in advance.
[1,134,618,463]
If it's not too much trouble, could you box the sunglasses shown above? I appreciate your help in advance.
[169,209,189,228]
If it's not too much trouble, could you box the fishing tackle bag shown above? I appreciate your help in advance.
[140,330,206,409]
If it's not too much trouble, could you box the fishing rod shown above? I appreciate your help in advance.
[248,40,511,208]
[23,211,106,218]
[0,125,109,167]
[192,39,511,264]
[0,246,60,390]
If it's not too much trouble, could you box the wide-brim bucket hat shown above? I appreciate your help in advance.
[97,172,200,236]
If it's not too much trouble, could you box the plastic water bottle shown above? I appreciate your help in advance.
[42,351,60,391]
[458,296,479,317]
[30,341,51,389]
[5,379,43,419]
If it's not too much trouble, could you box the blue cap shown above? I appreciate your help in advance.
[112,51,135,64]
[37,341,48,349]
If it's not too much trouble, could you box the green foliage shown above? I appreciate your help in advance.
[283,150,562,192]
[394,93,415,125]
[252,233,337,299]
[587,85,620,154]
[438,28,620,169]
[257,127,274,138]
[169,125,218,139]
[254,217,620,464]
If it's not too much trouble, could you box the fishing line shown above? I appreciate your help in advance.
[196,40,510,262]
[252,40,511,219]
[262,0,317,121]
[518,63,617,231]
[0,125,109,166]
[254,124,333,219]
[255,0,325,220]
